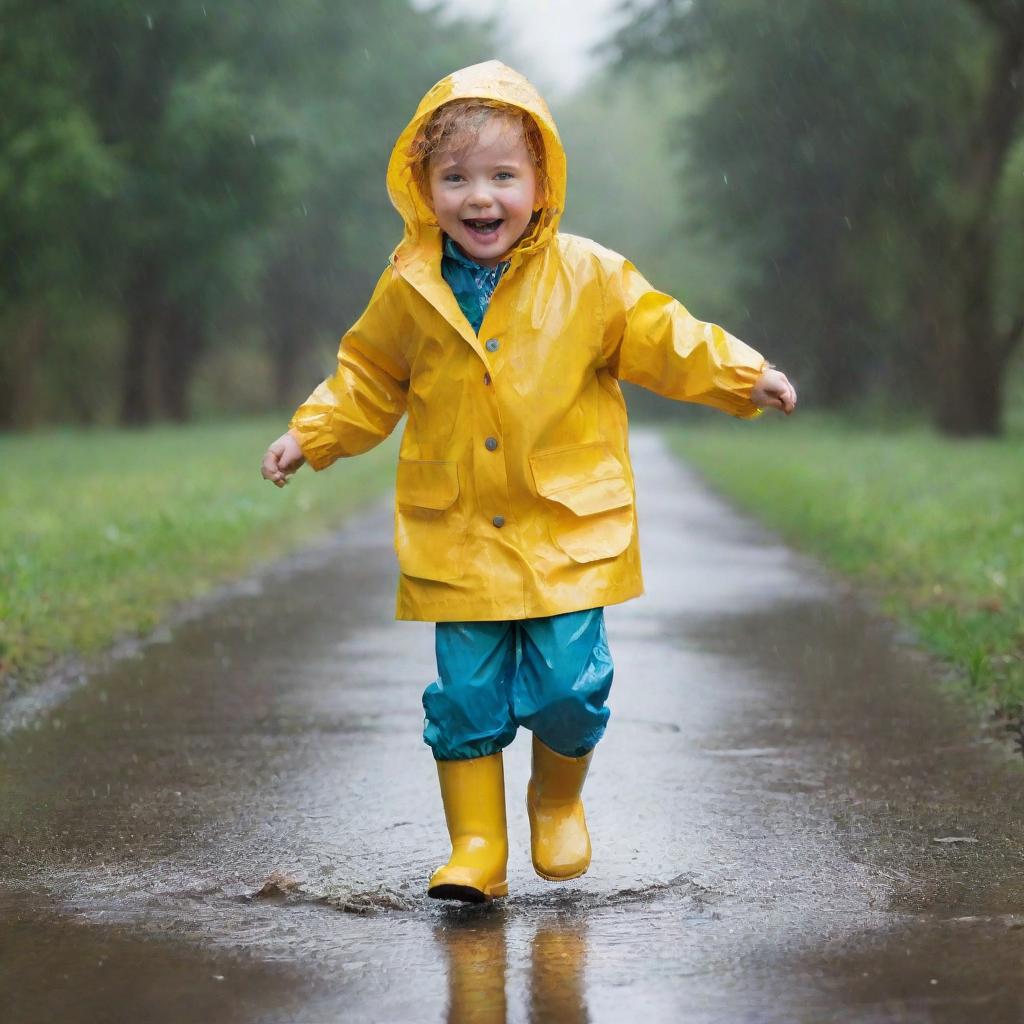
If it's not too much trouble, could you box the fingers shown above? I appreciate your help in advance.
[773,373,798,415]
[261,445,288,488]
[762,387,797,414]
[754,368,797,415]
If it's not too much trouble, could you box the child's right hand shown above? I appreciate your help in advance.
[261,430,306,488]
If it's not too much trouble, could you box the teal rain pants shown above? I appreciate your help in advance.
[422,607,613,761]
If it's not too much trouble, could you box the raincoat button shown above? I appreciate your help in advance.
[484,436,499,451]
[485,338,500,352]
[483,372,491,385]
[492,515,505,528]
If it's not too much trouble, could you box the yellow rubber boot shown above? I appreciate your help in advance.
[428,752,509,902]
[527,736,593,881]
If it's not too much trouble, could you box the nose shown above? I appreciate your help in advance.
[466,183,495,212]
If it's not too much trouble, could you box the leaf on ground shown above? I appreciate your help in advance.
[252,871,304,898]
[324,887,415,914]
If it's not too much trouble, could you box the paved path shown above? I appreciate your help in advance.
[3,430,1024,1023]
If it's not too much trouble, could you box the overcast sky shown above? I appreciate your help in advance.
[424,0,626,96]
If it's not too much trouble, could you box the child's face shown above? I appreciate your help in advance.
[428,116,538,267]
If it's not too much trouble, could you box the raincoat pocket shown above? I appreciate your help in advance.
[395,459,466,581]
[529,443,634,563]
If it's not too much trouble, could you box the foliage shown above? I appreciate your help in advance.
[614,0,1024,434]
[0,1,490,426]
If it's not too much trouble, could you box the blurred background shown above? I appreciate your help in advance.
[3,0,1022,435]
[2,0,1023,709]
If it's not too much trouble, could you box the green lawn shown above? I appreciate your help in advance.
[0,417,396,694]
[668,415,1024,712]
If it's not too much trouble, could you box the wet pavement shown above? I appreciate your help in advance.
[2,429,1024,1023]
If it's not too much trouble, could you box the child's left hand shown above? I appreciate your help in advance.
[751,366,797,414]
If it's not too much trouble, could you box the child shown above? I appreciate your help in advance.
[261,61,796,904]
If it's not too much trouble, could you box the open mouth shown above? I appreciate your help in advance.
[462,218,503,237]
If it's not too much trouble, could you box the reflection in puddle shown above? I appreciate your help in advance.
[530,924,588,1024]
[436,913,589,1024]
[437,914,507,1024]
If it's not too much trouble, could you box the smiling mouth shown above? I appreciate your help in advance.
[463,218,503,236]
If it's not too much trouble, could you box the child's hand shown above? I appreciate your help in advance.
[261,430,306,488]
[751,367,797,415]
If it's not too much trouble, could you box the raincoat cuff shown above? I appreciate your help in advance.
[722,358,769,420]
[287,416,337,471]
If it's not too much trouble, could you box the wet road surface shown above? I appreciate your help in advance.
[3,430,1024,1023]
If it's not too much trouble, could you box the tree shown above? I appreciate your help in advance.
[614,0,1024,434]
[0,8,119,426]
[249,2,494,411]
[922,0,1024,434]
[75,3,285,424]
[0,1,493,428]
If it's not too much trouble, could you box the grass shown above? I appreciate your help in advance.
[0,417,397,695]
[667,414,1024,712]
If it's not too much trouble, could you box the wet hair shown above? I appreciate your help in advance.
[407,99,547,207]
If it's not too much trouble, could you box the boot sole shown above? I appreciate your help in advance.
[428,881,508,903]
[533,864,589,882]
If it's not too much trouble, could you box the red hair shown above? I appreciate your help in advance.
[407,99,547,206]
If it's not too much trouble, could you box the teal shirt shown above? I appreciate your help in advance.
[441,236,509,335]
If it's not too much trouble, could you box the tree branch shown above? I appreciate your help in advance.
[955,19,1024,223]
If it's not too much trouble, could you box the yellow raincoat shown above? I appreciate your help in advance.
[289,62,768,622]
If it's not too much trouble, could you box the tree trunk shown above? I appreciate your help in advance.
[119,327,152,426]
[264,259,315,410]
[0,312,46,429]
[928,13,1024,436]
[268,320,302,410]
[933,324,1005,436]
[156,304,205,422]
[120,264,160,426]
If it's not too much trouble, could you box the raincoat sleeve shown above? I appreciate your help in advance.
[602,256,768,419]
[289,268,410,470]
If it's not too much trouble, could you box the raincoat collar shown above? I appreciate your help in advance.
[443,235,504,272]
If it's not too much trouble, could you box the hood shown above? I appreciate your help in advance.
[387,61,566,264]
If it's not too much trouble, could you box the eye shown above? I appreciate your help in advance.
[442,172,464,183]
[494,171,514,181]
